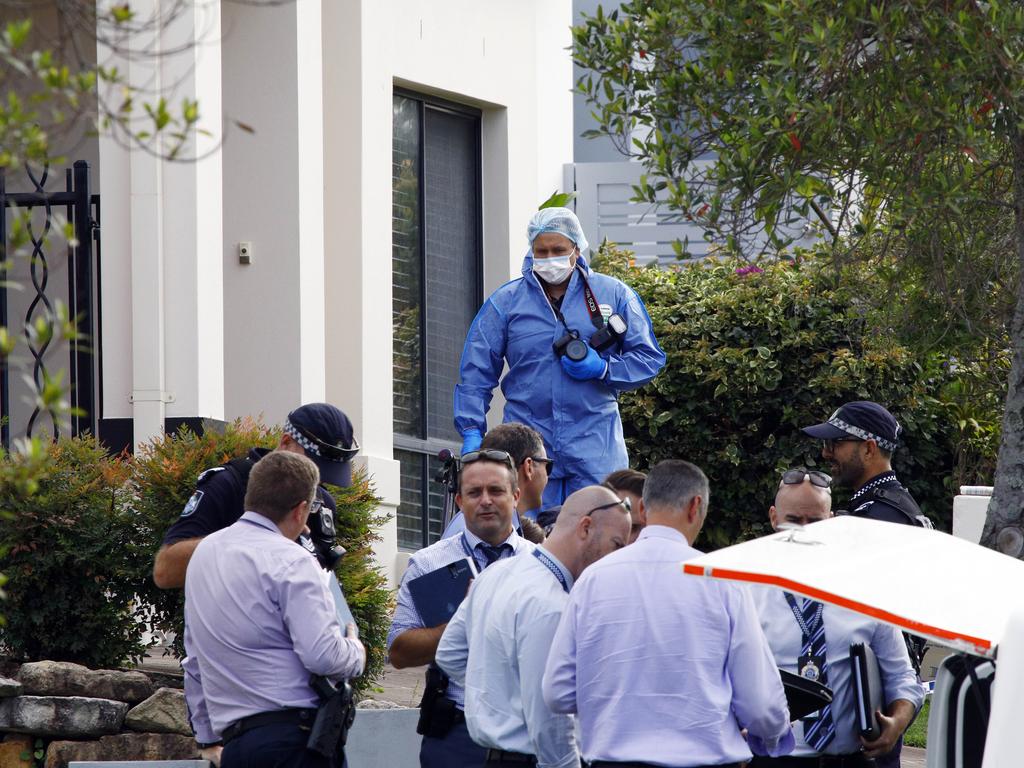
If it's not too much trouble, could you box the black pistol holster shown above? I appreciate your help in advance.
[307,675,357,762]
[416,665,458,738]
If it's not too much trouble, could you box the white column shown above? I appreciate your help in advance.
[98,0,224,449]
[221,0,325,423]
[323,0,401,586]
[161,1,225,424]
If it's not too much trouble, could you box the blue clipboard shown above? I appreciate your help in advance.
[407,557,478,627]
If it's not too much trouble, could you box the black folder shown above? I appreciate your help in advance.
[779,668,834,720]
[407,557,477,627]
[850,642,883,739]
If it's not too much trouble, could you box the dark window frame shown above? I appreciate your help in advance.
[392,88,483,551]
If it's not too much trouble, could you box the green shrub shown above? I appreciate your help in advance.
[0,436,149,667]
[594,244,956,547]
[130,420,393,696]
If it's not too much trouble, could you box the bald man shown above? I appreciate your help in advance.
[752,468,923,768]
[436,486,631,768]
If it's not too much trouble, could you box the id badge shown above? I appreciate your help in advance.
[798,653,825,682]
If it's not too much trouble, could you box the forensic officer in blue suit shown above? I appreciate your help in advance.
[454,207,665,508]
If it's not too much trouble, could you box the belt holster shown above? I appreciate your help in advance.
[416,665,457,737]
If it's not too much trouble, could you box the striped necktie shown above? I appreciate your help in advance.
[786,593,836,751]
[477,543,511,568]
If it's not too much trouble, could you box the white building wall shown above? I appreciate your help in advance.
[94,0,573,586]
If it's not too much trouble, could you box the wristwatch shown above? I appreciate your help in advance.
[195,740,223,749]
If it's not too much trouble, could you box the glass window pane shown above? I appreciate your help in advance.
[392,95,423,439]
[423,107,481,443]
[395,449,425,550]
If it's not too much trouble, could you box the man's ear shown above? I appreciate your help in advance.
[769,505,779,530]
[577,514,592,539]
[686,495,703,524]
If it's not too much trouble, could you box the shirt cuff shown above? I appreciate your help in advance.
[748,726,795,757]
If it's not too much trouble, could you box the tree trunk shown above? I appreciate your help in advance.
[981,128,1024,558]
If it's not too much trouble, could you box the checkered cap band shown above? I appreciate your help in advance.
[284,419,322,457]
[828,417,898,452]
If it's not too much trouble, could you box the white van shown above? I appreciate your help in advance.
[681,516,1024,768]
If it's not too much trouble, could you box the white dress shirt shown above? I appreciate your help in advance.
[542,525,794,766]
[752,585,924,756]
[387,527,533,708]
[437,547,580,768]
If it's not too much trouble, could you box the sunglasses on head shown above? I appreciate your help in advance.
[586,497,631,516]
[781,468,832,489]
[461,449,516,472]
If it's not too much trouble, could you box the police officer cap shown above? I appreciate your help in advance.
[284,403,359,487]
[801,401,901,452]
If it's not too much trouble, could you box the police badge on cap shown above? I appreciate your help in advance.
[283,403,359,487]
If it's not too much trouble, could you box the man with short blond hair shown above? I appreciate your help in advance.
[184,451,365,768]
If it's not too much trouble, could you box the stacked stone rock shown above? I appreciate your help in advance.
[0,661,199,768]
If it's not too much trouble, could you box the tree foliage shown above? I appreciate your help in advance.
[574,0,1024,554]
[130,419,393,696]
[0,436,148,667]
[594,243,959,546]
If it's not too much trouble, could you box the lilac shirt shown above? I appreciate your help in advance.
[183,512,365,742]
[541,525,794,766]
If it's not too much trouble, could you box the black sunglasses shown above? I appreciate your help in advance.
[822,436,863,452]
[524,456,555,475]
[587,498,631,516]
[461,449,516,472]
[781,468,832,489]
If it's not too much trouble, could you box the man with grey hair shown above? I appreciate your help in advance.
[437,485,631,767]
[752,469,922,768]
[543,459,794,767]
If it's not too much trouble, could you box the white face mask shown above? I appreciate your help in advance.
[533,255,574,285]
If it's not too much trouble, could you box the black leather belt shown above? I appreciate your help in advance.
[485,748,537,765]
[751,755,871,768]
[221,707,319,744]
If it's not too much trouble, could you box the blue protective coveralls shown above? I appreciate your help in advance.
[454,251,665,508]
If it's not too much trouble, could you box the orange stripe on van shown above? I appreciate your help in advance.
[682,563,993,655]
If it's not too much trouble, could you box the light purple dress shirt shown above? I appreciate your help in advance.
[541,525,794,766]
[753,586,924,756]
[183,512,365,743]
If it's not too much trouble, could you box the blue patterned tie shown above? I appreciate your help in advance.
[792,594,836,751]
[477,543,510,569]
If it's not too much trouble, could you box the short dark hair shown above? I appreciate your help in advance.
[245,451,319,523]
[604,468,646,498]
[458,454,519,494]
[643,460,709,515]
[480,423,545,467]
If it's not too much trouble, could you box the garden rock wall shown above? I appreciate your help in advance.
[0,662,197,768]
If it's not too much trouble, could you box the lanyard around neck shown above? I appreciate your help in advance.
[545,265,605,333]
[533,549,570,592]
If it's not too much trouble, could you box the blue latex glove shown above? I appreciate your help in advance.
[561,345,608,381]
[461,429,483,456]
